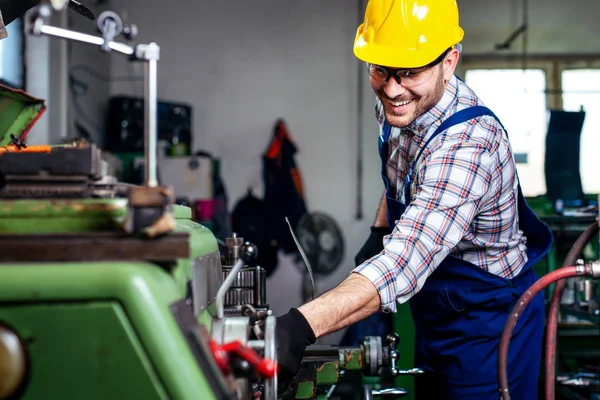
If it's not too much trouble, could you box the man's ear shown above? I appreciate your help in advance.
[442,48,460,81]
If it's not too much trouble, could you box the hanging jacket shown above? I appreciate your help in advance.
[262,119,308,254]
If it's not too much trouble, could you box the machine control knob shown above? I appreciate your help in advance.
[0,326,26,399]
[240,242,258,264]
[209,339,277,379]
[386,333,400,349]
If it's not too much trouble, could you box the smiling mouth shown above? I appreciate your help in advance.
[390,100,411,107]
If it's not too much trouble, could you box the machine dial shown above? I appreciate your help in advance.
[0,325,27,399]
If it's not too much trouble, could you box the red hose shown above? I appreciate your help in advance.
[545,278,566,400]
[498,266,579,400]
[545,222,599,400]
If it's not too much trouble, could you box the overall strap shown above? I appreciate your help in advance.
[412,105,502,165]
[379,121,392,152]
[378,121,396,197]
[403,105,503,203]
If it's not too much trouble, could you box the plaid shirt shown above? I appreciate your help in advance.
[355,75,528,313]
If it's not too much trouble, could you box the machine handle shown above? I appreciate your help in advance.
[385,333,424,377]
[209,339,278,379]
[364,385,409,399]
[393,368,425,376]
[372,388,409,397]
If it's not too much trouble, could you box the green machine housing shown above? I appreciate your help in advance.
[0,200,231,400]
[0,86,235,400]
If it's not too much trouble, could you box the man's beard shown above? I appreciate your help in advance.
[380,72,446,129]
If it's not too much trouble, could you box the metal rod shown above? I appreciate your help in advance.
[285,216,315,301]
[144,54,158,187]
[38,25,134,55]
[247,340,265,349]
[355,0,364,221]
[303,346,341,358]
[215,259,245,319]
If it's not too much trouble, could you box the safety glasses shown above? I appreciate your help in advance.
[368,48,452,88]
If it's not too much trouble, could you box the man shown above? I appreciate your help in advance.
[276,0,553,399]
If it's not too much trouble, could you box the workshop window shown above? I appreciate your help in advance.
[465,68,548,197]
[561,69,600,194]
[0,18,25,89]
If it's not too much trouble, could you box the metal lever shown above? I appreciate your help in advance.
[373,388,409,397]
[215,259,244,319]
[393,368,425,376]
[385,333,425,377]
[285,216,315,301]
[214,242,258,319]
[363,385,409,400]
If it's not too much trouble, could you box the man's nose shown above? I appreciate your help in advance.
[383,78,407,99]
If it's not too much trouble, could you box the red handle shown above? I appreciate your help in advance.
[210,339,278,379]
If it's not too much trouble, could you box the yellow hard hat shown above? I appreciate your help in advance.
[354,0,464,68]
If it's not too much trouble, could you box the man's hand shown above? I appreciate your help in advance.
[275,308,316,394]
[275,273,382,394]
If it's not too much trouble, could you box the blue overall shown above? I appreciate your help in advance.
[378,106,553,399]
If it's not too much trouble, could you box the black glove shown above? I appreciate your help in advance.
[354,226,391,267]
[275,308,316,395]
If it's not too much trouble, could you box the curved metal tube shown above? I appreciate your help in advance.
[214,258,244,319]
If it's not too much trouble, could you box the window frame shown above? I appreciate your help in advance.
[458,54,600,108]
[457,54,600,196]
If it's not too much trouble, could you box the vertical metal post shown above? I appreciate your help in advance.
[143,43,160,187]
[355,0,365,221]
